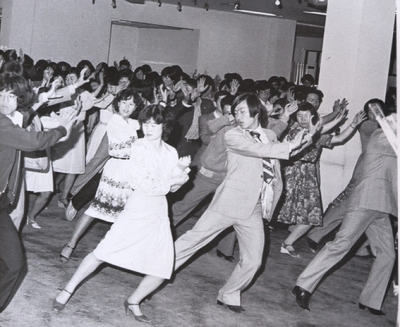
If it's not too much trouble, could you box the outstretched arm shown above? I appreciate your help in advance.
[330,110,367,145]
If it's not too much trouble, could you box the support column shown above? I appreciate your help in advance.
[318,0,396,208]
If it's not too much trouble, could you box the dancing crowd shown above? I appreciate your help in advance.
[0,49,397,322]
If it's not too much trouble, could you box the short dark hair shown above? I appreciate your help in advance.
[306,87,324,102]
[141,64,152,75]
[119,59,130,68]
[293,101,319,124]
[255,80,272,92]
[213,90,230,102]
[231,93,268,127]
[301,74,315,85]
[77,59,95,76]
[138,104,174,140]
[161,66,181,84]
[273,98,289,108]
[118,68,134,82]
[113,88,144,118]
[220,94,235,109]
[238,79,256,94]
[268,76,279,84]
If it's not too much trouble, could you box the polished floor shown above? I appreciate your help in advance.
[0,194,398,327]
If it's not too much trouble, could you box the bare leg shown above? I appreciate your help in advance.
[55,173,65,193]
[60,174,77,201]
[126,275,165,316]
[60,213,94,262]
[284,224,312,246]
[55,252,103,305]
[67,213,94,248]
[28,191,52,221]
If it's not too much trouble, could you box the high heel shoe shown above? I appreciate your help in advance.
[123,300,152,323]
[58,197,69,209]
[26,216,41,229]
[53,289,73,312]
[60,244,75,263]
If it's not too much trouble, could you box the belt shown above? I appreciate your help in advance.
[110,156,129,160]
[199,166,225,180]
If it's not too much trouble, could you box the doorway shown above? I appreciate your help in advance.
[108,20,200,74]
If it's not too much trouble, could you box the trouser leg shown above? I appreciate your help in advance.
[218,202,264,306]
[217,230,237,257]
[297,207,375,293]
[9,180,25,231]
[71,173,101,211]
[359,213,395,310]
[307,202,347,244]
[0,208,27,312]
[172,173,220,226]
[174,209,233,271]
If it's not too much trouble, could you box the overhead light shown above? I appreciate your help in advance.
[233,9,284,18]
[303,10,326,16]
[233,1,240,10]
[177,2,182,12]
[275,0,280,5]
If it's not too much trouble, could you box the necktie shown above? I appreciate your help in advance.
[249,131,275,184]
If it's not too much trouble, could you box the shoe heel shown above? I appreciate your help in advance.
[123,299,130,316]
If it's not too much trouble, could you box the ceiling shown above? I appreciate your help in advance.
[149,0,326,36]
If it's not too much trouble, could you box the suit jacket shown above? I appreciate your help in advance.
[167,99,214,159]
[348,128,397,216]
[208,126,290,220]
[191,111,217,168]
[0,113,66,205]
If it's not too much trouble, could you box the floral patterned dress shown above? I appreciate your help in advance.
[277,125,333,226]
[84,114,139,223]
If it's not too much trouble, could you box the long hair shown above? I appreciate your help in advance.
[231,93,269,128]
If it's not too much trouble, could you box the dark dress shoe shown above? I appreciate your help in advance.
[359,303,385,315]
[216,250,236,262]
[217,300,245,313]
[292,286,311,310]
[307,239,318,253]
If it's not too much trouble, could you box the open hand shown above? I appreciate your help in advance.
[351,110,367,126]
[230,79,240,95]
[196,77,208,94]
[285,101,298,116]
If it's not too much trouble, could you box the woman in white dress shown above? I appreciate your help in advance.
[52,69,94,207]
[59,88,143,262]
[53,104,190,323]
